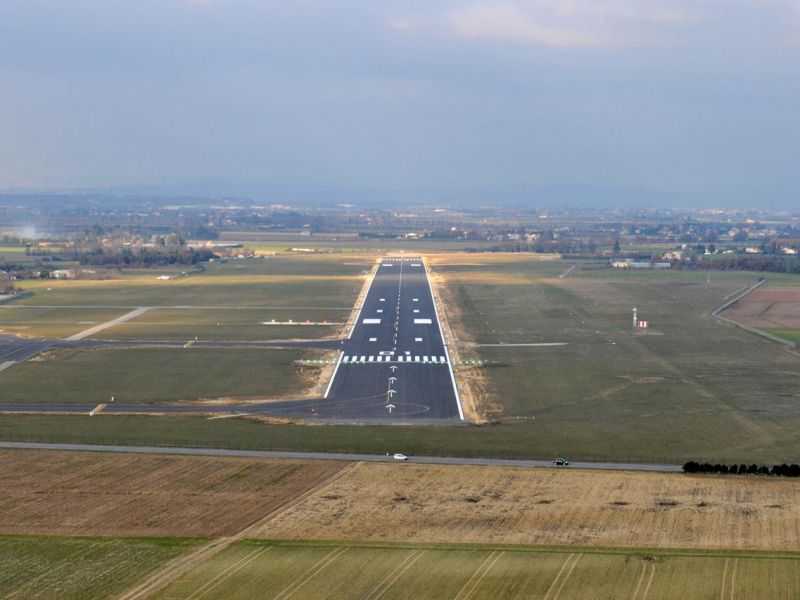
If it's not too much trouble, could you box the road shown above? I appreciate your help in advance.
[0,441,684,472]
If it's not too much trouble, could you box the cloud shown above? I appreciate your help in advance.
[394,1,707,49]
[450,4,607,47]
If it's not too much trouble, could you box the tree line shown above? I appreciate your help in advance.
[683,461,800,477]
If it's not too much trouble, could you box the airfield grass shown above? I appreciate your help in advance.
[0,534,199,600]
[0,305,129,337]
[8,255,365,309]
[102,306,344,341]
[155,539,800,600]
[2,413,798,464]
[434,257,800,463]
[0,347,327,404]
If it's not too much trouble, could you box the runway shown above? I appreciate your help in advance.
[0,258,463,422]
[230,257,464,420]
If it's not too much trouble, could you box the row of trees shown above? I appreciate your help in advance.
[690,256,800,273]
[75,247,216,267]
[683,461,800,477]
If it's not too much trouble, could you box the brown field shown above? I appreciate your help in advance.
[258,462,800,552]
[722,288,800,329]
[0,449,346,537]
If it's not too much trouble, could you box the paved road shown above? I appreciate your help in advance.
[0,441,684,472]
[259,257,462,420]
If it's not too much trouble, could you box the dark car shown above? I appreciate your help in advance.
[553,458,569,466]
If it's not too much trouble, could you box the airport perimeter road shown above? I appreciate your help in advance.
[259,257,463,421]
[0,441,684,473]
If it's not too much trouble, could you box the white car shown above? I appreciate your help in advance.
[393,453,408,461]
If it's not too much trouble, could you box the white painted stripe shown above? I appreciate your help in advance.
[360,356,366,362]
[414,318,432,324]
[324,352,344,398]
[440,356,446,363]
[414,356,420,362]
[413,309,420,313]
[380,298,385,302]
[368,356,374,362]
[413,298,418,302]
[377,309,383,313]
[415,337,422,342]
[423,356,429,363]
[431,356,438,363]
[369,337,377,342]
[424,258,465,421]
[0,361,17,373]
[363,318,381,324]
[397,356,404,362]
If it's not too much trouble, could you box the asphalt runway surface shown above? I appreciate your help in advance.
[0,258,463,421]
[260,257,462,420]
[0,441,684,473]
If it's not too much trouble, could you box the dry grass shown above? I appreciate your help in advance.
[0,450,347,537]
[258,462,800,551]
[722,288,800,329]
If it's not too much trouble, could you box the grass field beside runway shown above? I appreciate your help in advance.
[0,305,130,337]
[6,255,365,309]
[154,540,800,600]
[100,307,344,341]
[0,347,330,404]
[4,413,799,464]
[436,256,800,463]
[0,534,199,600]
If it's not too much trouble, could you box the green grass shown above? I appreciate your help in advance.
[100,307,345,341]
[3,413,799,464]
[6,255,365,309]
[0,305,129,337]
[761,328,800,344]
[442,258,800,463]
[0,347,328,404]
[155,539,800,600]
[0,534,199,600]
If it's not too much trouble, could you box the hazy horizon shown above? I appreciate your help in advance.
[1,1,798,208]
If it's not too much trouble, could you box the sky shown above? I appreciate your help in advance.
[0,0,798,208]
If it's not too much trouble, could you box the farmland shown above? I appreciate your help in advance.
[0,347,331,404]
[721,287,800,345]
[0,449,347,537]
[0,534,199,600]
[154,539,800,600]
[2,448,800,598]
[259,462,800,551]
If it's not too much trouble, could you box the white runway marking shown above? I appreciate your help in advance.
[415,337,422,342]
[362,318,381,324]
[414,318,432,324]
[369,337,377,342]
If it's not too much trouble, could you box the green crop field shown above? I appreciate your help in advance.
[0,347,329,404]
[154,540,800,600]
[0,534,198,600]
